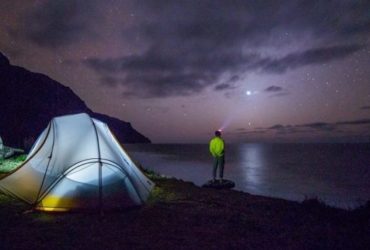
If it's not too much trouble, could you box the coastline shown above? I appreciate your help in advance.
[126,143,370,209]
[0,173,369,249]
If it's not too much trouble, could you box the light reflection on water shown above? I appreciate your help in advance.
[125,143,370,209]
[235,144,265,193]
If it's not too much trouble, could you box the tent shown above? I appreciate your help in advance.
[0,113,154,211]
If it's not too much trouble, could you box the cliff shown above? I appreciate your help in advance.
[0,52,150,150]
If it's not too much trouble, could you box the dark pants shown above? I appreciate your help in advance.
[213,155,225,180]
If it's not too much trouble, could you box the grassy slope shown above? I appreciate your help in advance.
[0,154,26,173]
[0,159,369,249]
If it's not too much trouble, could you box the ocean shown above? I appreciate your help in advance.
[125,143,370,209]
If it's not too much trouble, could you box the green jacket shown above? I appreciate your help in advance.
[209,136,225,157]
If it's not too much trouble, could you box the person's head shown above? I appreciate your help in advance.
[215,130,221,137]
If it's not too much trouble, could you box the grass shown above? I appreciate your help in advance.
[0,155,369,249]
[0,154,26,173]
[0,177,368,249]
[147,186,178,204]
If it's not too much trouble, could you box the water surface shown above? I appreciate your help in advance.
[125,143,370,208]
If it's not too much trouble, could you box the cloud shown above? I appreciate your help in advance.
[83,0,368,98]
[265,86,283,92]
[298,122,336,132]
[268,124,286,130]
[336,119,370,126]
[229,75,240,83]
[85,49,257,98]
[12,0,99,48]
[119,71,219,98]
[214,83,236,91]
[360,106,370,110]
[264,85,290,97]
[259,44,363,74]
[243,118,370,136]
[342,21,370,36]
[214,75,240,91]
[267,124,307,135]
[87,44,360,98]
[132,0,370,44]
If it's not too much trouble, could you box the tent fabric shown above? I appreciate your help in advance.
[0,113,154,211]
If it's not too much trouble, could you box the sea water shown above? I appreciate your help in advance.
[125,143,370,209]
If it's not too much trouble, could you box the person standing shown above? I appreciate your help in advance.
[209,130,225,182]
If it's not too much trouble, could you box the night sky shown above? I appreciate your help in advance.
[1,0,369,143]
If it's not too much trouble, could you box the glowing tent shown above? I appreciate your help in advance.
[0,113,154,211]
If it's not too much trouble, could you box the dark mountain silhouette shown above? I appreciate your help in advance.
[0,52,150,151]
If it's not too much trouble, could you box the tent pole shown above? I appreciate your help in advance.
[89,117,104,215]
[99,161,103,216]
[34,120,55,208]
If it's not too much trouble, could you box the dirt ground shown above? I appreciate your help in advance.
[0,176,369,249]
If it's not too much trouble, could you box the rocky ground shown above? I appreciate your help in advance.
[0,172,369,250]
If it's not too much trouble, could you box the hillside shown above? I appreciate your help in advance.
[0,52,150,150]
